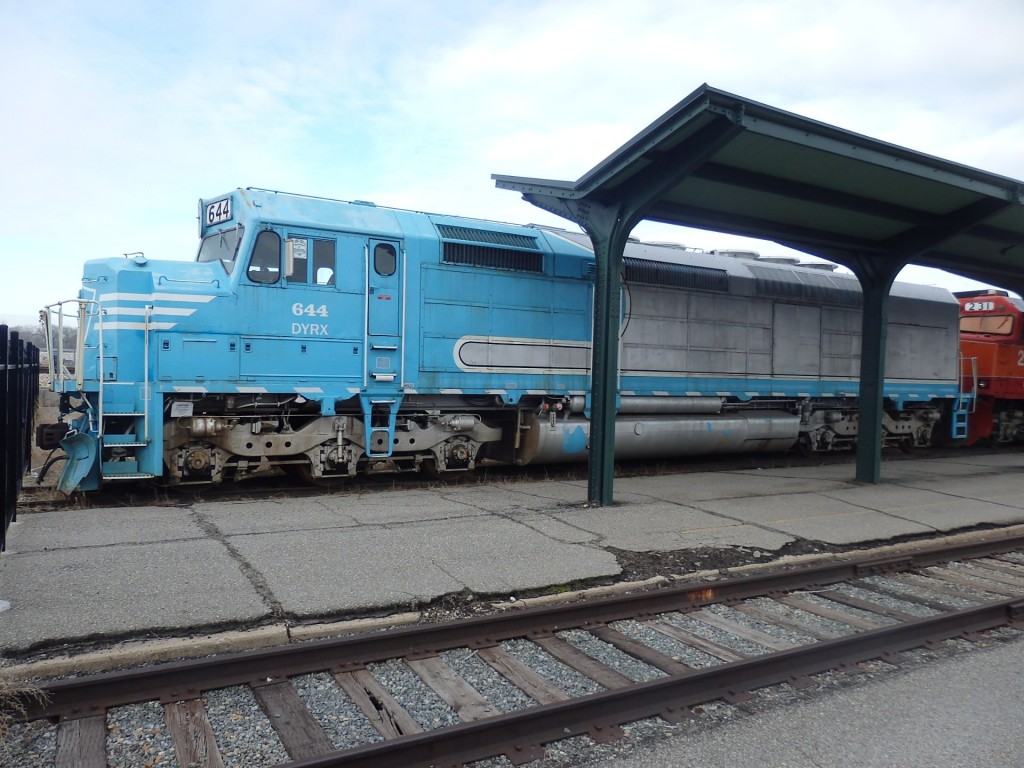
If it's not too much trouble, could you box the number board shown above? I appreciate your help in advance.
[205,198,232,226]
[963,301,996,312]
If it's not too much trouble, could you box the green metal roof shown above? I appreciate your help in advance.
[494,84,1024,291]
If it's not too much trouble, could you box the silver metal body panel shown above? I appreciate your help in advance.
[519,412,800,464]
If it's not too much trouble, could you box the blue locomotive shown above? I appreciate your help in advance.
[40,188,970,492]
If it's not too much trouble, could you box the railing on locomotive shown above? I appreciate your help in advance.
[42,299,95,391]
[42,298,155,443]
[958,353,979,406]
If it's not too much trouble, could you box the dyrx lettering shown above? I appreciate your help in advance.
[292,323,329,336]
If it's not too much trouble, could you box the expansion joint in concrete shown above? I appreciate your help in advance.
[190,508,286,621]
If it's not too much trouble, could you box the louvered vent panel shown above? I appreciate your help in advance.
[443,243,544,272]
[749,265,862,305]
[436,224,540,250]
[623,258,729,292]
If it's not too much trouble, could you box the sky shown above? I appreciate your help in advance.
[2,0,1023,325]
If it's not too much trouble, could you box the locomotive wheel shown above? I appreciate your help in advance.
[421,458,448,480]
[797,435,815,457]
[293,461,349,489]
[421,458,469,482]
[420,457,436,477]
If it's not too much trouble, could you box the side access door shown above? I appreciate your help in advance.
[362,239,404,456]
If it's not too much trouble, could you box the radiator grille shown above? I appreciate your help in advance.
[442,242,545,272]
[749,264,861,305]
[622,257,729,292]
[437,224,544,272]
[436,224,540,250]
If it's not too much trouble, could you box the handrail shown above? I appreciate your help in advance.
[42,299,103,432]
[157,275,220,287]
[967,355,977,413]
[45,298,152,448]
[143,305,151,443]
[958,352,978,413]
[42,299,93,389]
[91,302,105,436]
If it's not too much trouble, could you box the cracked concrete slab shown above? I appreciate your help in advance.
[695,492,871,524]
[5,456,1024,658]
[224,515,619,616]
[198,498,360,535]
[947,452,1024,468]
[615,470,852,503]
[472,480,591,504]
[894,500,1024,530]
[551,501,794,552]
[423,482,594,512]
[767,509,935,544]
[693,492,937,544]
[4,506,205,552]
[821,484,1024,531]
[891,474,1024,509]
[1,539,268,654]
[868,457,1015,479]
[313,488,495,525]
[642,525,794,552]
[506,513,605,545]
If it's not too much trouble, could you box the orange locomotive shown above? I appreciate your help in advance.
[956,289,1024,445]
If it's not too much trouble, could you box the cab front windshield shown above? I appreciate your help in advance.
[196,225,244,273]
[959,314,1015,336]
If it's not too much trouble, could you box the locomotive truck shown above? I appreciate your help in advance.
[40,188,976,492]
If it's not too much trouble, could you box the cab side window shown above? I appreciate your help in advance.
[286,237,308,284]
[314,240,336,285]
[374,242,397,276]
[248,231,281,284]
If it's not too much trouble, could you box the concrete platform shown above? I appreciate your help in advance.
[3,452,1024,662]
[585,632,1024,767]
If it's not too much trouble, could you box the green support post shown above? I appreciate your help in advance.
[850,256,904,484]
[514,195,638,508]
[586,217,631,507]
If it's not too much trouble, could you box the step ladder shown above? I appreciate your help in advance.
[360,396,399,458]
[96,302,156,480]
[951,394,974,440]
[99,410,156,480]
[952,354,978,441]
[48,299,157,487]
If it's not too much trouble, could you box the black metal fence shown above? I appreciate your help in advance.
[2,325,40,552]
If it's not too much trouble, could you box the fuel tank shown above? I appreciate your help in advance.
[517,411,799,464]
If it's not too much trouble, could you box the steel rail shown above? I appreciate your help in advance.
[19,529,1024,721]
[286,596,1024,768]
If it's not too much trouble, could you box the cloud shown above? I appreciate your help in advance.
[2,0,1023,316]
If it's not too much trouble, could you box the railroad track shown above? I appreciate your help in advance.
[8,533,1024,767]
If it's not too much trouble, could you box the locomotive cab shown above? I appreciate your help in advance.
[955,289,1024,444]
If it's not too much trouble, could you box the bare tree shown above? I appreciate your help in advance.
[6,320,76,368]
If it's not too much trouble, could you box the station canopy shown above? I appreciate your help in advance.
[494,83,1024,292]
[494,84,1024,505]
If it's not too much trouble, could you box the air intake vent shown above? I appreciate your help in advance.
[437,224,544,272]
[436,224,540,250]
[443,243,544,272]
[623,258,729,292]
[749,265,861,305]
